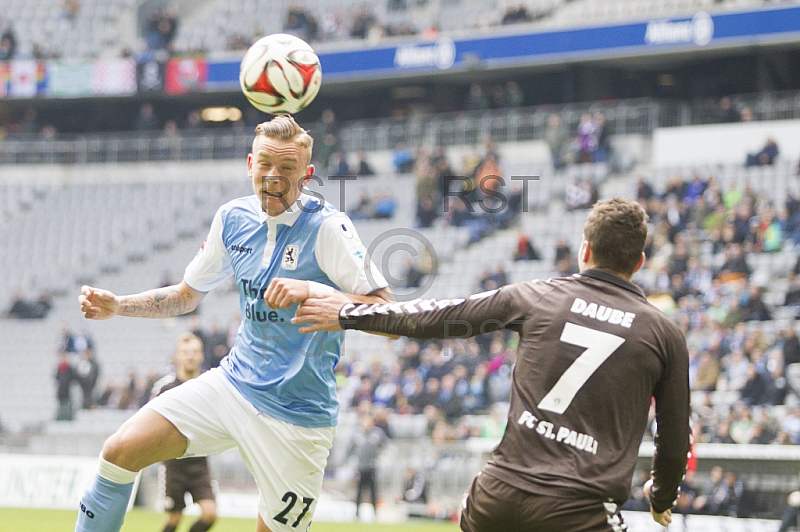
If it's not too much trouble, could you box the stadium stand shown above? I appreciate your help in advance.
[5,0,800,525]
[4,91,800,168]
[543,0,768,27]
[0,0,138,59]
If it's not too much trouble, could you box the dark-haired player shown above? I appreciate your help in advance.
[295,197,691,531]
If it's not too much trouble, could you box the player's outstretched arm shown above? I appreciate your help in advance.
[295,285,526,337]
[79,282,205,320]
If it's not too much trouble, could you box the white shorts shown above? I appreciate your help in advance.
[145,367,335,531]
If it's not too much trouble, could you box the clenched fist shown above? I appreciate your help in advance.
[78,285,119,320]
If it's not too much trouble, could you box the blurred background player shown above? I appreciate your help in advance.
[151,333,217,532]
[348,413,388,520]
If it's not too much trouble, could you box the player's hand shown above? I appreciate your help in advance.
[79,285,119,320]
[264,278,309,309]
[293,293,351,333]
[643,479,673,527]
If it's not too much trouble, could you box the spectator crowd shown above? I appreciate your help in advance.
[634,171,800,450]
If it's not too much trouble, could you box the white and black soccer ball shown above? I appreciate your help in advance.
[239,33,322,115]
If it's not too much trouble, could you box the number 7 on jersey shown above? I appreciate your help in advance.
[537,322,625,415]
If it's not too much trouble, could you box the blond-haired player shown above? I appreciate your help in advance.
[76,116,391,532]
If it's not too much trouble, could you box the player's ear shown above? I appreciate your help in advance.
[247,153,254,177]
[580,240,591,264]
[302,164,314,187]
[633,252,646,274]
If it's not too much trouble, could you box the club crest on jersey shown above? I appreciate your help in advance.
[282,245,299,270]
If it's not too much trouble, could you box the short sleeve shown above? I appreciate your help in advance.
[183,207,233,292]
[315,213,388,295]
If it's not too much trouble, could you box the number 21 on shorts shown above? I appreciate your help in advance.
[537,322,625,415]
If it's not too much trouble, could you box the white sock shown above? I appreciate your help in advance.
[97,456,138,485]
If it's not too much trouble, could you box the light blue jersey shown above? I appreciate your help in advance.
[184,194,386,428]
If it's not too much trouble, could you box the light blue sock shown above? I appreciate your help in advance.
[75,458,137,532]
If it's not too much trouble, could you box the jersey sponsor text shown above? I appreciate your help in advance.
[241,279,286,323]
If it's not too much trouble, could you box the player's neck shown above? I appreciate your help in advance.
[581,263,633,283]
[177,369,201,382]
[264,205,290,217]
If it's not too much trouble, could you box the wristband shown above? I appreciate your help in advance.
[307,281,335,298]
[339,303,357,330]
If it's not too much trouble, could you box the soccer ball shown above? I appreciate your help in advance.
[239,33,322,115]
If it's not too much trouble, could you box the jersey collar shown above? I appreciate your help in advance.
[258,193,311,227]
[578,268,646,299]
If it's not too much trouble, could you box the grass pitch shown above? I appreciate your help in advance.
[1,507,459,531]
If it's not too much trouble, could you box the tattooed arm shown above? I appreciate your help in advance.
[79,281,205,320]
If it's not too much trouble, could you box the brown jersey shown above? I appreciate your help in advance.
[340,269,690,512]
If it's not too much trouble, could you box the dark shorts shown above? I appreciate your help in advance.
[460,473,628,532]
[163,457,215,512]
